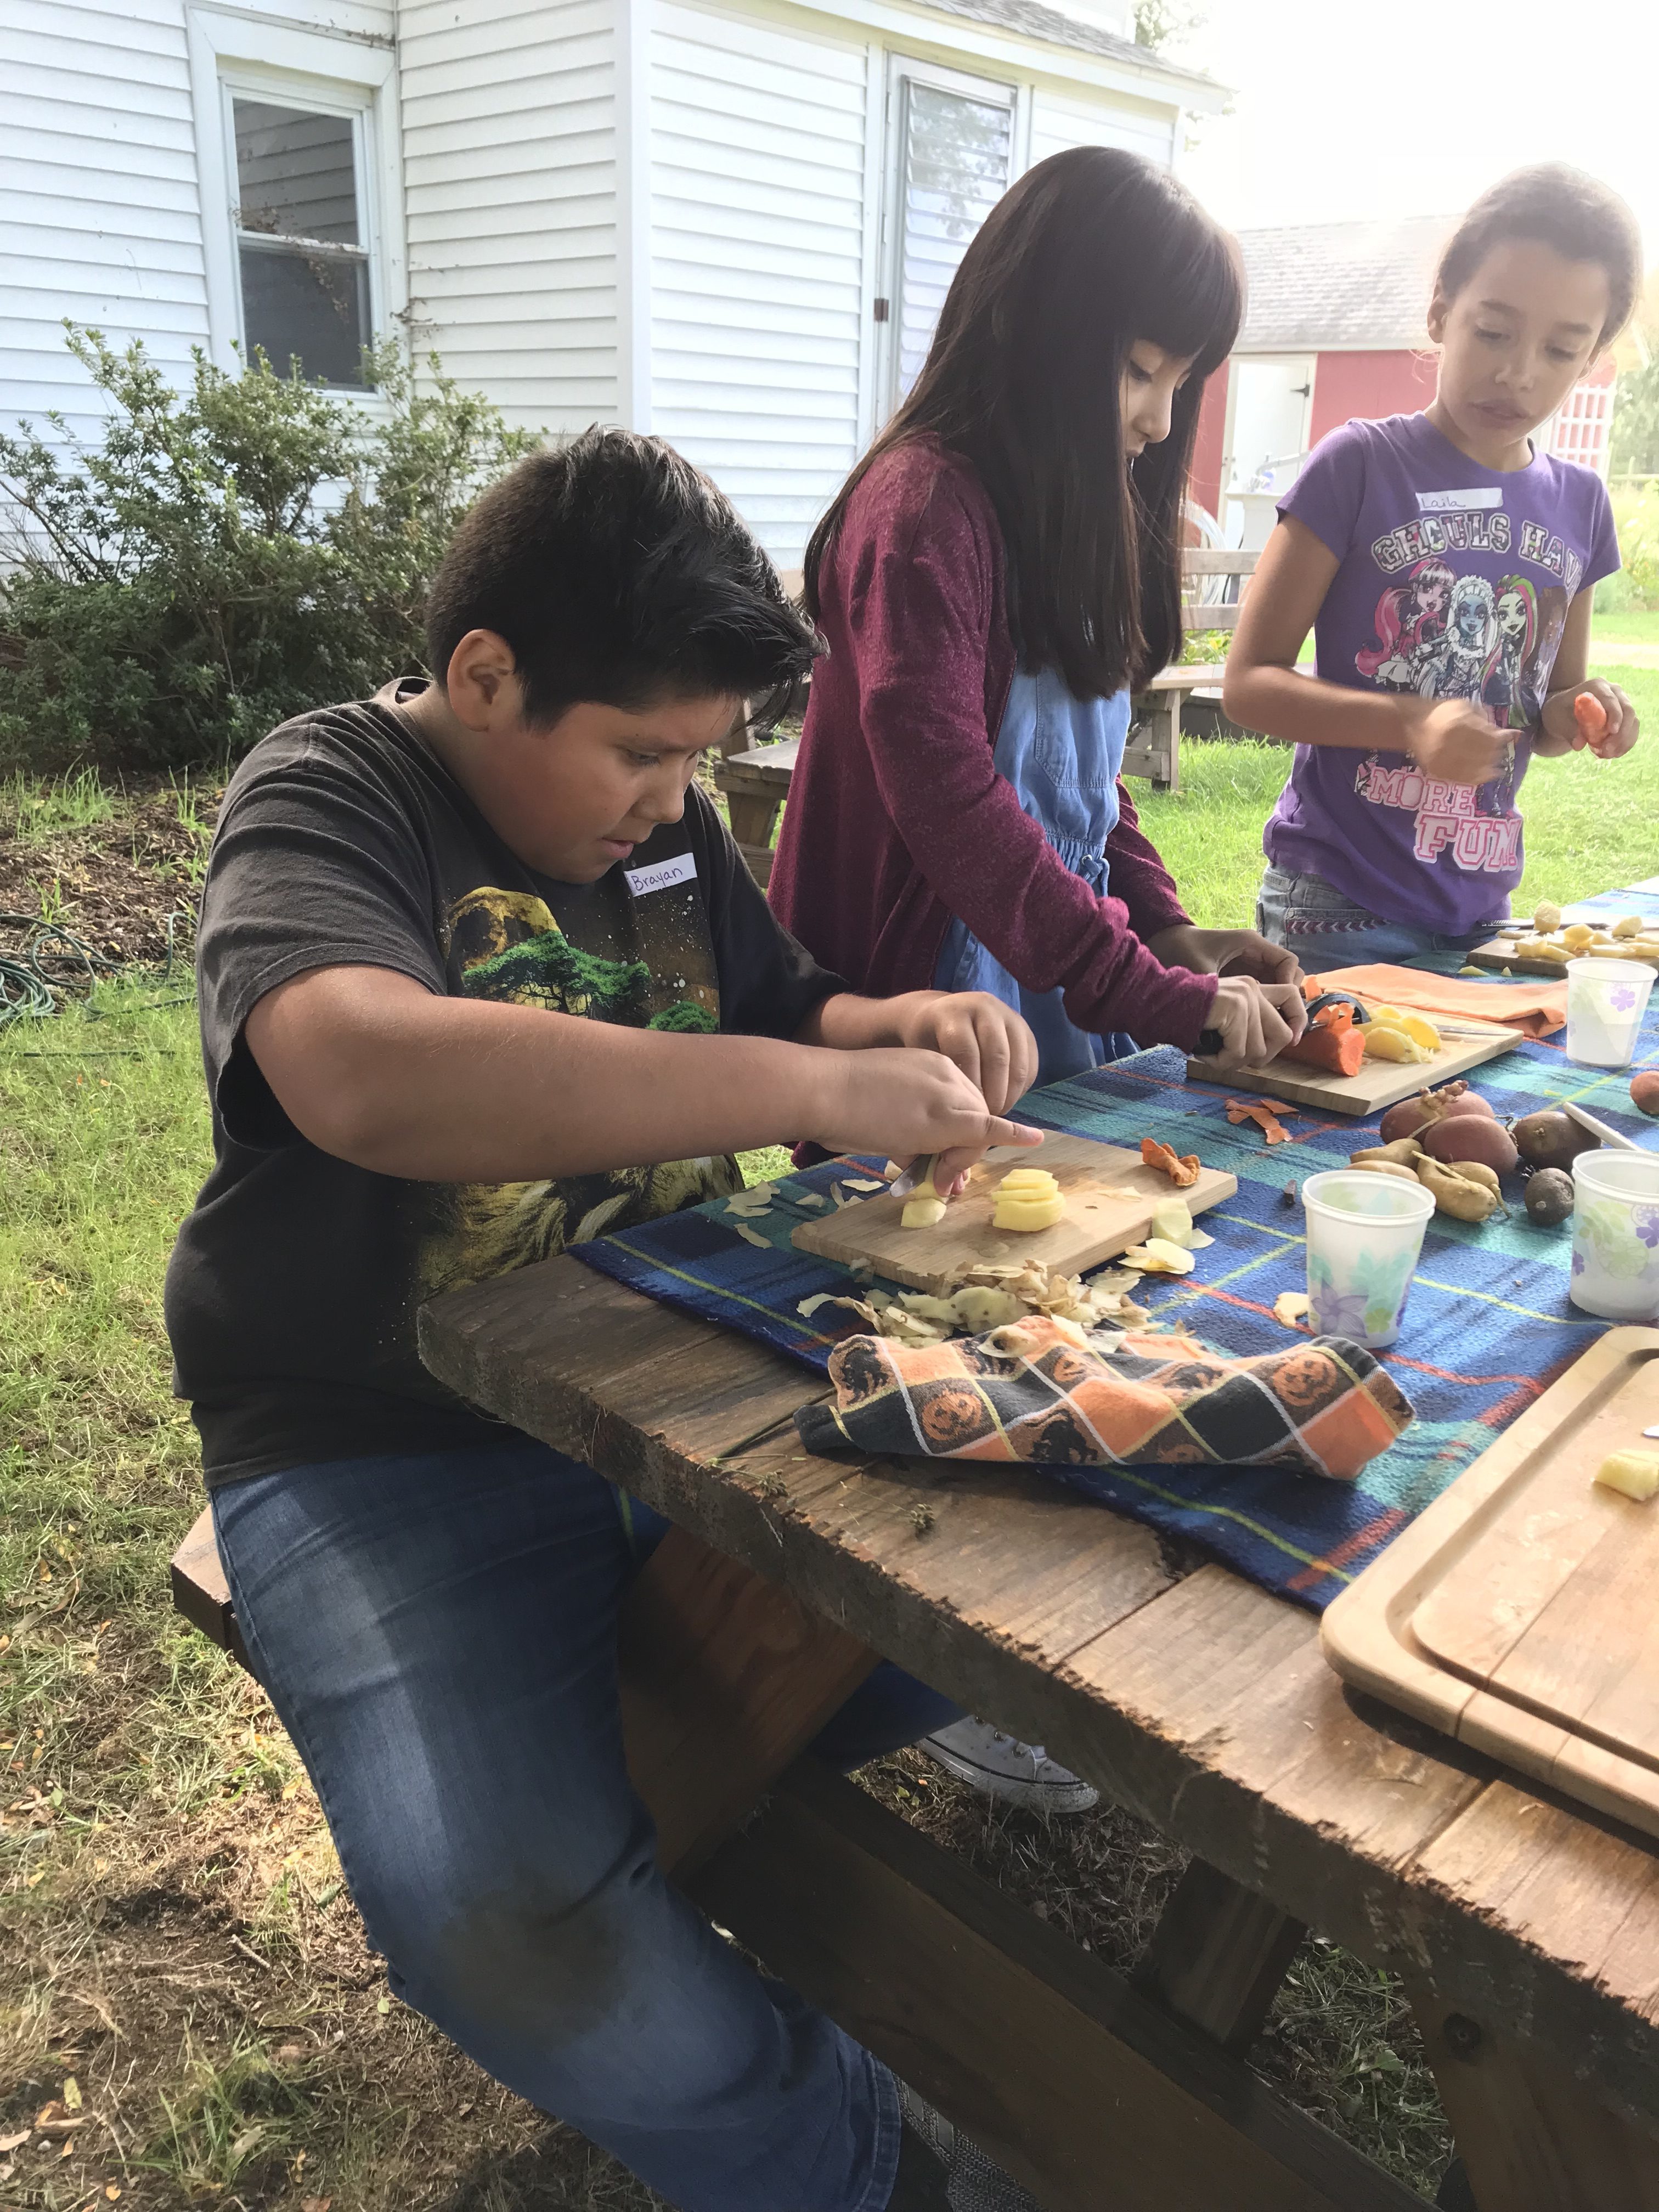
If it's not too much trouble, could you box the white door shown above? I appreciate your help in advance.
[879,60,1018,420]
[1223,354,1314,546]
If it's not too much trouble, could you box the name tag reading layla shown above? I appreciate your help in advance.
[624,850,698,897]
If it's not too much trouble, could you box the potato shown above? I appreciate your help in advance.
[1417,1156,1504,1222]
[1594,1450,1659,1502]
[1632,1071,1659,1118]
[1364,1023,1434,1064]
[1512,1109,1599,1170]
[1523,1169,1575,1226]
[1379,1093,1438,1143]
[1350,1136,1427,1167]
[1562,922,1594,951]
[1419,1114,1519,1174]
[1612,915,1645,939]
[1352,1160,1421,1182]
[1534,901,1562,932]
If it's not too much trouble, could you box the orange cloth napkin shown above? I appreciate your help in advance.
[1312,963,1566,1040]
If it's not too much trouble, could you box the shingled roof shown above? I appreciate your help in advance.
[1235,216,1455,352]
[910,0,1226,94]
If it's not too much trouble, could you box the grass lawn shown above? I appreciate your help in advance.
[1139,659,1659,928]
[15,680,1659,2205]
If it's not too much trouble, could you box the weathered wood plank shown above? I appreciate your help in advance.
[618,1527,875,1876]
[1412,1985,1659,2207]
[1137,1858,1307,2056]
[689,1760,1425,2212]
[169,1508,250,1672]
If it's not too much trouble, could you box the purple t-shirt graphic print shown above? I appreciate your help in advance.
[1262,412,1620,934]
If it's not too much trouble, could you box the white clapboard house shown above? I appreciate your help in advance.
[4,0,1222,565]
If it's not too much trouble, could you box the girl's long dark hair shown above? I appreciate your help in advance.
[805,148,1244,698]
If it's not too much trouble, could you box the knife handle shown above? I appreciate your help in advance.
[1197,1029,1222,1057]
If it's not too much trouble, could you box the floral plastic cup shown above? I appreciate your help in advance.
[1302,1170,1437,1350]
[1565,956,1656,1069]
[1569,1150,1659,1321]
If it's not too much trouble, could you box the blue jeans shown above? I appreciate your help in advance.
[211,1440,963,2212]
[1256,864,1506,972]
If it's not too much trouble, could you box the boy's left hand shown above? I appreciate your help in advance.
[1147,923,1304,987]
[1543,679,1641,759]
[898,992,1039,1115]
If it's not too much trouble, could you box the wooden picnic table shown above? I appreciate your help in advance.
[410,1251,1659,2212]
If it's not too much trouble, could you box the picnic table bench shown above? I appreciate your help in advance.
[712,550,1256,884]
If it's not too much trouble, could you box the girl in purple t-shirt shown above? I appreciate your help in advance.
[1226,165,1643,969]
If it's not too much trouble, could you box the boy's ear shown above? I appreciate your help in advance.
[444,629,521,729]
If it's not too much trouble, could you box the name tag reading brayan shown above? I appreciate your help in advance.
[624,851,698,897]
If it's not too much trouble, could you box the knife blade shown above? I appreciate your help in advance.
[888,1152,935,1200]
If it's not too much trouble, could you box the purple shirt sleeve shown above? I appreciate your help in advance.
[1276,420,1369,565]
[1584,475,1622,590]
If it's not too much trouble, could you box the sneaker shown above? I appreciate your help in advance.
[920,1716,1099,1814]
[891,2083,1041,2212]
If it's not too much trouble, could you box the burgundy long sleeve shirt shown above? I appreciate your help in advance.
[769,438,1220,1052]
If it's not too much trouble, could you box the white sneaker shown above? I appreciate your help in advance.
[898,2081,1042,2212]
[919,1717,1099,1814]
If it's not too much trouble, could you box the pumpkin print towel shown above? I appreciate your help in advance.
[794,1316,1413,1482]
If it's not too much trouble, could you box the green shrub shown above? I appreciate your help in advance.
[0,328,538,774]
[1595,481,1659,613]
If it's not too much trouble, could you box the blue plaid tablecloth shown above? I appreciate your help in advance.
[573,880,1659,1612]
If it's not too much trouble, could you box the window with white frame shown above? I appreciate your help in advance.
[187,10,404,393]
[880,60,1020,417]
[231,97,373,387]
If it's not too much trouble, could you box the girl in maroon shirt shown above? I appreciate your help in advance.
[771,148,1306,1081]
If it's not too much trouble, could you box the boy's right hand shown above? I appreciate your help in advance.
[1404,699,1511,787]
[806,1047,1043,1181]
[1203,977,1306,1069]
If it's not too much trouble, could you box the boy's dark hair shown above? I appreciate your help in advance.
[805,147,1243,700]
[425,428,818,726]
[1437,165,1642,347]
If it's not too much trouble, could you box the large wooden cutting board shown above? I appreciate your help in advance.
[1186,1026,1517,1117]
[790,1135,1235,1295]
[1321,1329,1659,1842]
[1466,933,1659,979]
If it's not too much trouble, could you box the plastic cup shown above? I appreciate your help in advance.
[1568,1150,1659,1321]
[1301,1169,1436,1349]
[1565,956,1656,1069]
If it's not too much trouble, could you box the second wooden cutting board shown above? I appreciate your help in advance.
[1187,1026,1517,1116]
[1321,1328,1659,1843]
[791,1135,1236,1295]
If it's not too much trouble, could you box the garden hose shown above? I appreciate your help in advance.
[0,907,194,1034]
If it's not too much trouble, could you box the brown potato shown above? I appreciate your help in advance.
[1417,1156,1504,1222]
[1349,1136,1427,1167]
[1633,1071,1659,1118]
[1352,1160,1421,1182]
[1511,1109,1599,1171]
[1418,1114,1519,1175]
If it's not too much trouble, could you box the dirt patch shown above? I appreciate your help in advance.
[0,787,218,976]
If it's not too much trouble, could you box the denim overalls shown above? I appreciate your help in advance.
[934,667,1137,1088]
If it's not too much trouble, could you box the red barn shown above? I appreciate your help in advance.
[1190,216,1616,548]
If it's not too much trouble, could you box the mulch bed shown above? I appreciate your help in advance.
[0,788,218,976]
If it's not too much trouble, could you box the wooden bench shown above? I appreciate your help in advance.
[709,550,1255,881]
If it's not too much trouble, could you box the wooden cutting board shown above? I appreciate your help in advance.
[790,1135,1235,1295]
[1466,933,1659,979]
[1321,1328,1659,1842]
[1186,1026,1517,1117]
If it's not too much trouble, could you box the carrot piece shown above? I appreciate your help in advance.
[1573,691,1609,743]
[1141,1137,1202,1187]
[1280,1023,1367,1077]
[1225,1097,1294,1144]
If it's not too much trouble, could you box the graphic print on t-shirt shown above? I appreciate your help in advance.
[1342,488,1588,879]
[417,875,740,1296]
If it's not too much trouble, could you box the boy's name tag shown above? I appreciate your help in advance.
[624,850,697,897]
[1417,488,1503,513]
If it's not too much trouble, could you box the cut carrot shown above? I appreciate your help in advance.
[1573,691,1609,742]
[1280,1023,1367,1077]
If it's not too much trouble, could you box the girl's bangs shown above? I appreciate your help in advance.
[1142,212,1244,376]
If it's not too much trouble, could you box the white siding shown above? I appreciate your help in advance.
[1027,81,1176,171]
[0,0,209,440]
[399,0,621,431]
[648,0,868,566]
